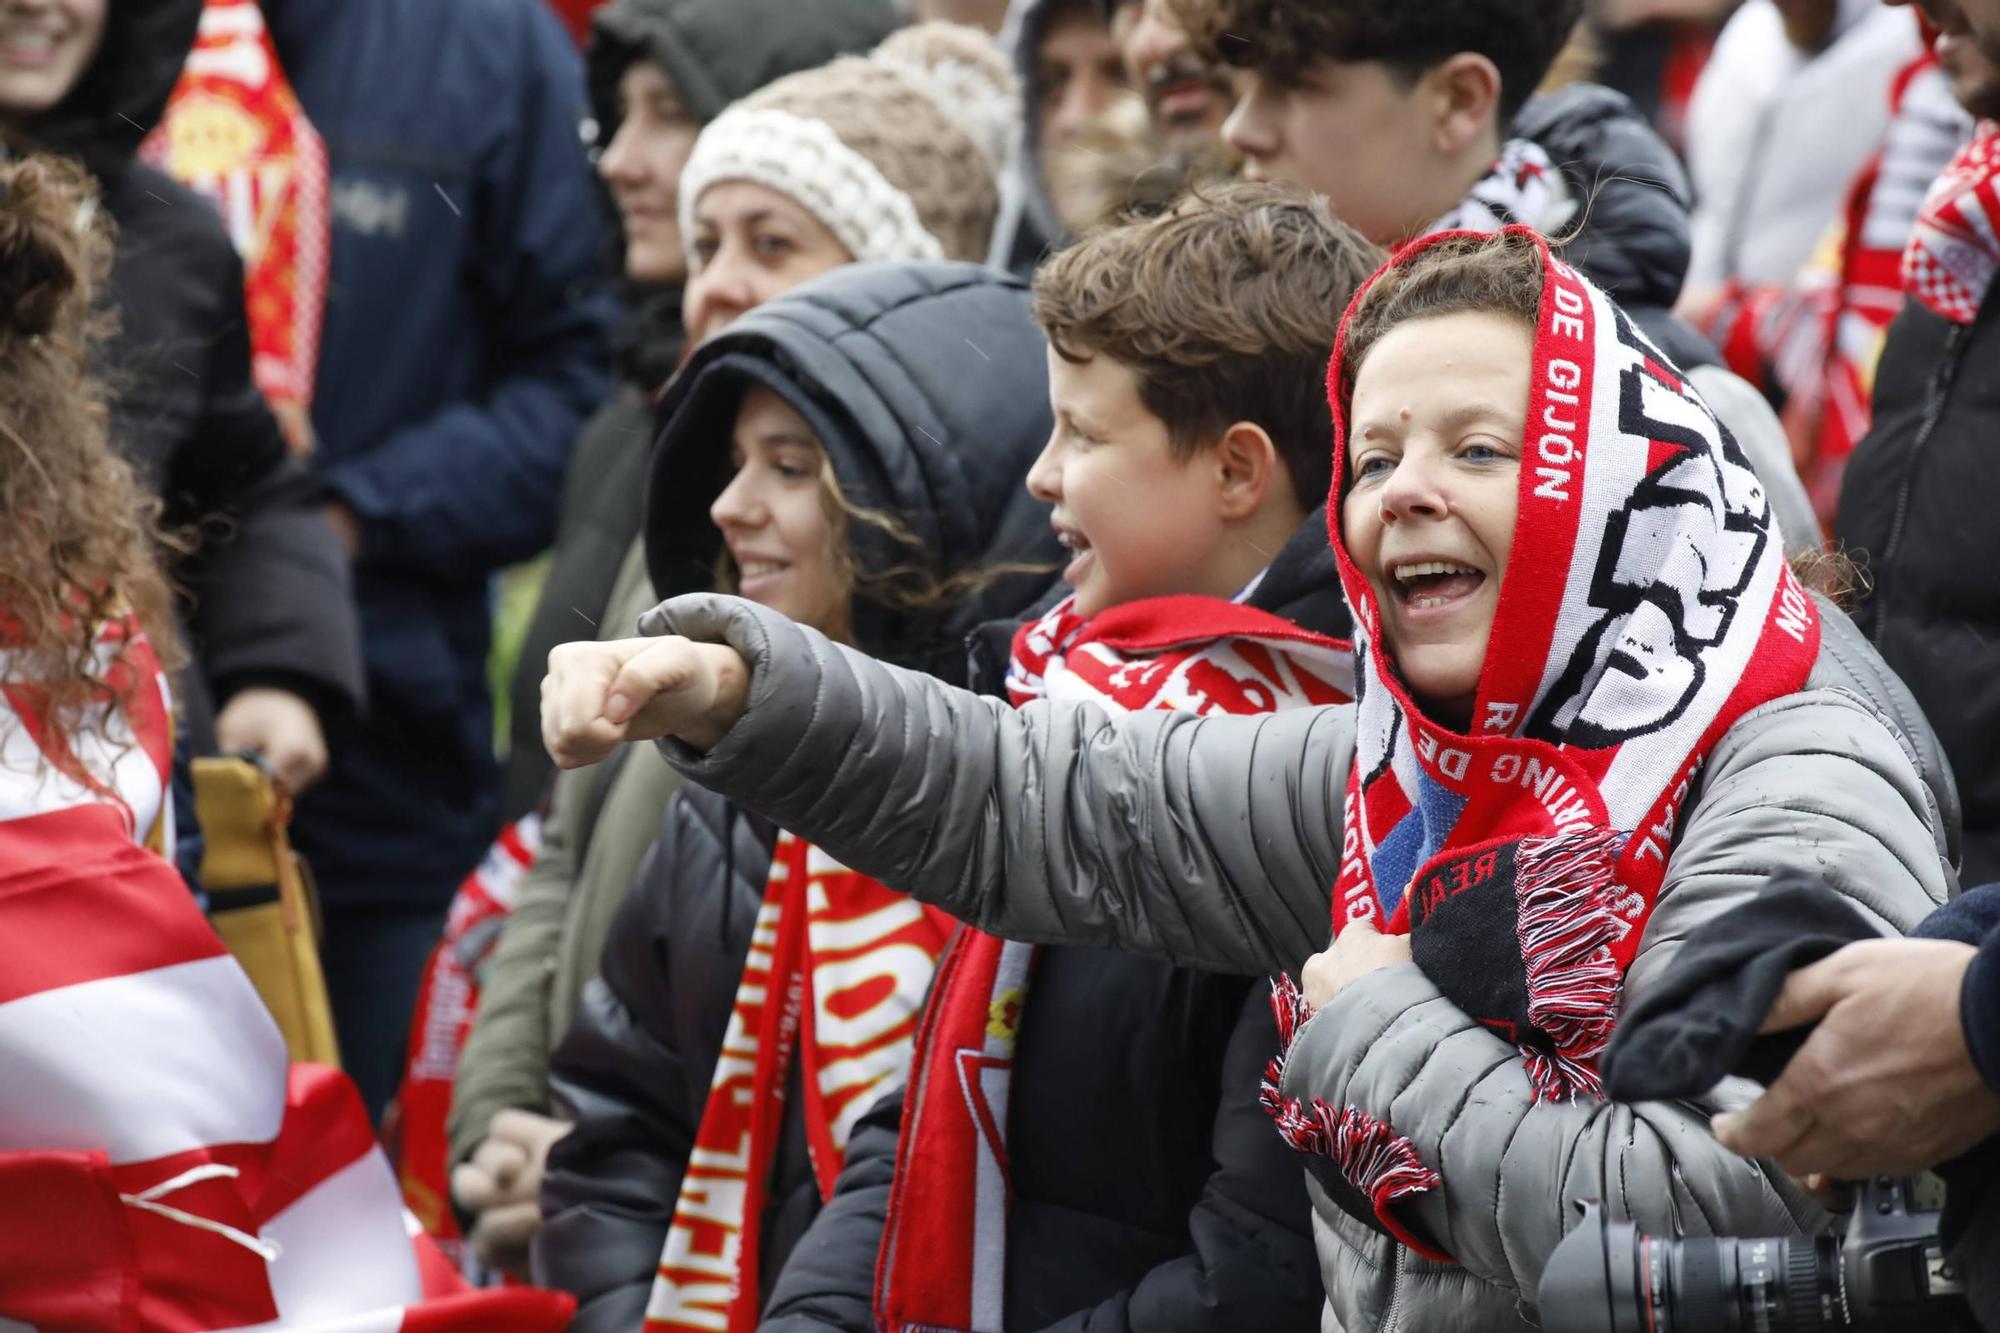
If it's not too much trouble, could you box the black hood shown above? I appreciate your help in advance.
[646,262,1060,684]
[1518,82,1716,367]
[22,0,201,169]
[588,0,901,140]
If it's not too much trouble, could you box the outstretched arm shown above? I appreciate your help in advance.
[541,594,1355,978]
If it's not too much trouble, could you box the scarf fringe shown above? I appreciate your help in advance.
[1513,828,1627,1103]
[1259,977,1449,1261]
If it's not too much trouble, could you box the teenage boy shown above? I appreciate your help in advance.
[1169,0,1825,550]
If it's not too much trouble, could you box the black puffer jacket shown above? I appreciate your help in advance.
[1838,299,1987,879]
[536,262,1061,1331]
[1517,82,1718,372]
[18,0,365,747]
[761,519,1340,1333]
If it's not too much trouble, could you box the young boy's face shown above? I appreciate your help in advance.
[1031,349,1251,617]
[1340,310,1526,728]
[1226,58,1467,248]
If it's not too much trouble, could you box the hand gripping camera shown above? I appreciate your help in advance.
[1537,1176,1976,1331]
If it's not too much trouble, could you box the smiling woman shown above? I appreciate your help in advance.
[0,0,106,120]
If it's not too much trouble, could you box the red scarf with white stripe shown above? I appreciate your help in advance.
[873,594,1351,1333]
[647,835,954,1332]
[1904,118,2000,323]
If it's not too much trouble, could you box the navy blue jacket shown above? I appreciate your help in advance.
[268,0,616,905]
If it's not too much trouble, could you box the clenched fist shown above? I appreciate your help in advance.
[540,635,752,769]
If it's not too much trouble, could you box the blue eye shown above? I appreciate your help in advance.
[1353,455,1393,481]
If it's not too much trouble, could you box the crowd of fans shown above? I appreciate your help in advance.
[7,0,2000,1328]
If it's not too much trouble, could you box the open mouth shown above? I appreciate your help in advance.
[0,27,62,66]
[735,556,791,587]
[1391,560,1486,612]
[1055,526,1093,584]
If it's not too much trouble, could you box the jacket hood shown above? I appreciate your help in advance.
[588,0,902,135]
[22,0,201,168]
[646,261,1060,683]
[1516,83,1694,316]
[991,0,1065,268]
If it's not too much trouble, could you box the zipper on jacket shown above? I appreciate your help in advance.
[1871,322,1970,648]
[1379,1246,1407,1332]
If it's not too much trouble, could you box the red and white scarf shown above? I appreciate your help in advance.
[1323,227,1822,1101]
[873,595,1351,1333]
[1432,138,1579,241]
[141,0,329,419]
[1904,118,2000,323]
[646,835,954,1332]
[395,815,544,1262]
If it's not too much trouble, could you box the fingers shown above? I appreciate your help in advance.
[1714,1073,1818,1163]
[467,1199,542,1276]
[541,640,640,769]
[604,638,703,726]
[1756,950,1850,1035]
[449,1160,500,1212]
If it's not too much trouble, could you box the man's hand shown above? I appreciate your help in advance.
[1713,939,2000,1179]
[215,687,329,793]
[540,635,751,768]
[449,1109,572,1279]
[1302,918,1415,1011]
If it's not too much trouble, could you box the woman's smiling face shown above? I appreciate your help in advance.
[1340,310,1530,727]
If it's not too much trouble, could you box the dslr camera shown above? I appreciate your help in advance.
[1538,1175,1975,1331]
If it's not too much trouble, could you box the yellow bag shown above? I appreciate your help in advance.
[194,755,340,1067]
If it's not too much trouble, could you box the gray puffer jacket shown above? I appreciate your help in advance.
[633,591,1956,1333]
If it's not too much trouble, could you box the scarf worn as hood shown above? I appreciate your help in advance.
[1264,226,1822,1258]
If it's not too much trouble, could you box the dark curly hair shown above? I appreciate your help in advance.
[1171,0,1584,121]
[1033,181,1381,510]
[0,154,183,754]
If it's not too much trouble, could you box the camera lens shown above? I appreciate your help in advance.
[1542,1204,1847,1333]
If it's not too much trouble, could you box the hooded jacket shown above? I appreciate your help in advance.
[499,0,905,821]
[1839,296,2000,883]
[989,0,1069,276]
[1518,82,1822,553]
[535,262,1061,1331]
[264,0,617,906]
[17,0,365,750]
[759,520,1341,1333]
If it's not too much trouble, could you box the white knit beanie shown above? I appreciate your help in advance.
[678,22,1018,267]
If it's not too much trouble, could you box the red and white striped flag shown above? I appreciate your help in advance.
[0,807,574,1331]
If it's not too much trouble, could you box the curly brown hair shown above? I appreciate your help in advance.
[0,154,183,746]
[1032,181,1381,509]
[1171,0,1583,121]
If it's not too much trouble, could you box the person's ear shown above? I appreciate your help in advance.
[1214,421,1279,520]
[1423,53,1503,157]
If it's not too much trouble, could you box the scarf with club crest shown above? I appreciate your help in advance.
[1262,227,1823,1256]
[873,592,1351,1333]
